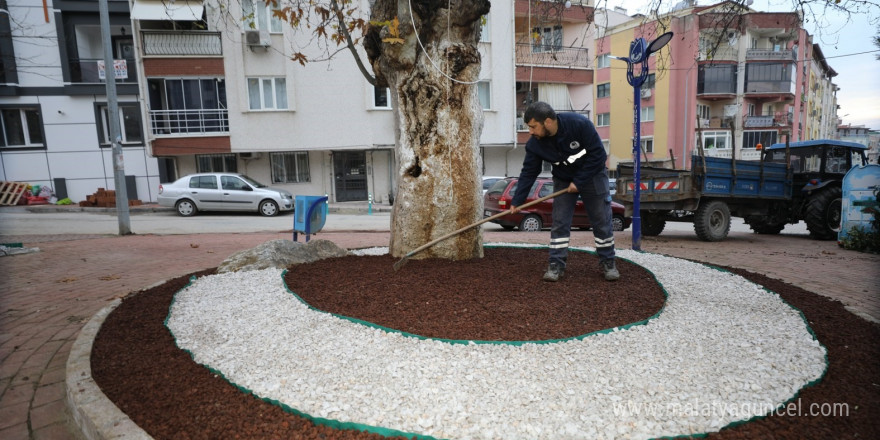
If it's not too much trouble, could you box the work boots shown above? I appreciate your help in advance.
[601,259,620,281]
[542,262,565,282]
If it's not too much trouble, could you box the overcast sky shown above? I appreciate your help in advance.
[598,0,880,130]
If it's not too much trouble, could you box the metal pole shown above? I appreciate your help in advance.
[98,0,131,235]
[632,83,642,251]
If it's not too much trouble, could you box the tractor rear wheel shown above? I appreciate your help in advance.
[804,186,842,240]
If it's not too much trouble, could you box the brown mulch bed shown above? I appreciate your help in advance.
[90,247,880,439]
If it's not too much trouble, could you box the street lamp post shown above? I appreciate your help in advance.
[611,32,673,251]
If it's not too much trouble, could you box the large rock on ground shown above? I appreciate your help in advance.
[217,239,349,273]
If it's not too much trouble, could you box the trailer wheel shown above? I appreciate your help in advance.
[804,186,842,240]
[640,212,666,236]
[694,200,731,242]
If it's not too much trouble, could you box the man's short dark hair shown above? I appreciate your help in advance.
[523,101,557,124]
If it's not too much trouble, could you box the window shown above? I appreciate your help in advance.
[697,104,710,121]
[196,154,237,173]
[270,152,310,183]
[701,131,730,150]
[242,0,282,33]
[221,175,250,191]
[640,106,655,122]
[602,139,609,154]
[532,25,562,52]
[742,131,777,150]
[1,106,45,148]
[97,103,143,146]
[247,77,288,110]
[478,81,491,110]
[479,15,490,42]
[597,83,611,98]
[641,73,656,90]
[747,103,756,116]
[189,175,218,189]
[641,137,654,153]
[596,112,610,127]
[373,86,390,109]
[597,53,611,68]
[148,78,227,134]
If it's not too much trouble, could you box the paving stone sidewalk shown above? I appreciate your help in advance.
[0,229,877,439]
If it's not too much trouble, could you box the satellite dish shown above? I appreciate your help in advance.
[647,32,674,55]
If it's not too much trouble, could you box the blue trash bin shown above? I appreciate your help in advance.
[293,195,328,242]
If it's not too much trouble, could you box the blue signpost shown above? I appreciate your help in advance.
[611,32,673,251]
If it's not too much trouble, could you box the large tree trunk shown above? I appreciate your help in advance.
[366,0,491,260]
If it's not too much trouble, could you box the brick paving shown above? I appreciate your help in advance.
[0,228,878,439]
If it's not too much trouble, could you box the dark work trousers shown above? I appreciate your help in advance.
[549,173,616,267]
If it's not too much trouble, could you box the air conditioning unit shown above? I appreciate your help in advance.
[239,152,262,160]
[245,29,270,48]
[640,89,652,100]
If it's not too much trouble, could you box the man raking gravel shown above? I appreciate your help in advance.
[511,101,620,282]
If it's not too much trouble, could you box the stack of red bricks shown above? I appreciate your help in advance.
[79,188,143,207]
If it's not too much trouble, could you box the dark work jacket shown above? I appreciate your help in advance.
[511,112,606,207]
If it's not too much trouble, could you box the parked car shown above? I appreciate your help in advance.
[482,176,506,195]
[483,177,631,232]
[158,173,294,217]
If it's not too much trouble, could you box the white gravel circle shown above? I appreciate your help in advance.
[166,245,827,440]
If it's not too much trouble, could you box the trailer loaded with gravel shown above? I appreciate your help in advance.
[615,139,869,241]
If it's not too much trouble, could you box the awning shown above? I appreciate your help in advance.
[131,0,204,21]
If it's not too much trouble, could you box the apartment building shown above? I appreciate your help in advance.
[503,0,597,176]
[596,1,840,172]
[1,0,516,204]
[133,0,518,204]
[0,0,156,203]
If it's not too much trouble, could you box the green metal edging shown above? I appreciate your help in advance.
[162,245,828,440]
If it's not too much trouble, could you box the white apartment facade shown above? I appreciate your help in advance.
[132,0,515,204]
[0,0,156,203]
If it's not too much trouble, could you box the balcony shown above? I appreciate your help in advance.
[746,49,796,61]
[69,59,139,84]
[516,44,589,68]
[150,109,229,135]
[141,31,223,56]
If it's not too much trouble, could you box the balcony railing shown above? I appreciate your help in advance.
[703,148,763,161]
[515,44,589,68]
[150,109,229,135]
[69,58,139,84]
[746,49,796,61]
[745,79,795,94]
[698,46,738,62]
[141,31,223,56]
[744,115,774,127]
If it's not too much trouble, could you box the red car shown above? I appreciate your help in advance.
[483,177,631,232]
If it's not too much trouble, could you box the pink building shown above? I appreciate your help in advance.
[599,1,839,172]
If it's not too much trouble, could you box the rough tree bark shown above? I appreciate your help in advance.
[365,0,491,260]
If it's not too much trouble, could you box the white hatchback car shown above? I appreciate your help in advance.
[158,173,294,217]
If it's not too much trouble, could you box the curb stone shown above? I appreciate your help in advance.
[66,298,153,440]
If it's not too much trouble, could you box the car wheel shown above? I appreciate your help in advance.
[612,215,625,231]
[259,200,280,217]
[519,214,543,232]
[175,199,197,217]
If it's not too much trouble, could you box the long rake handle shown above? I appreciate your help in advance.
[394,188,569,267]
